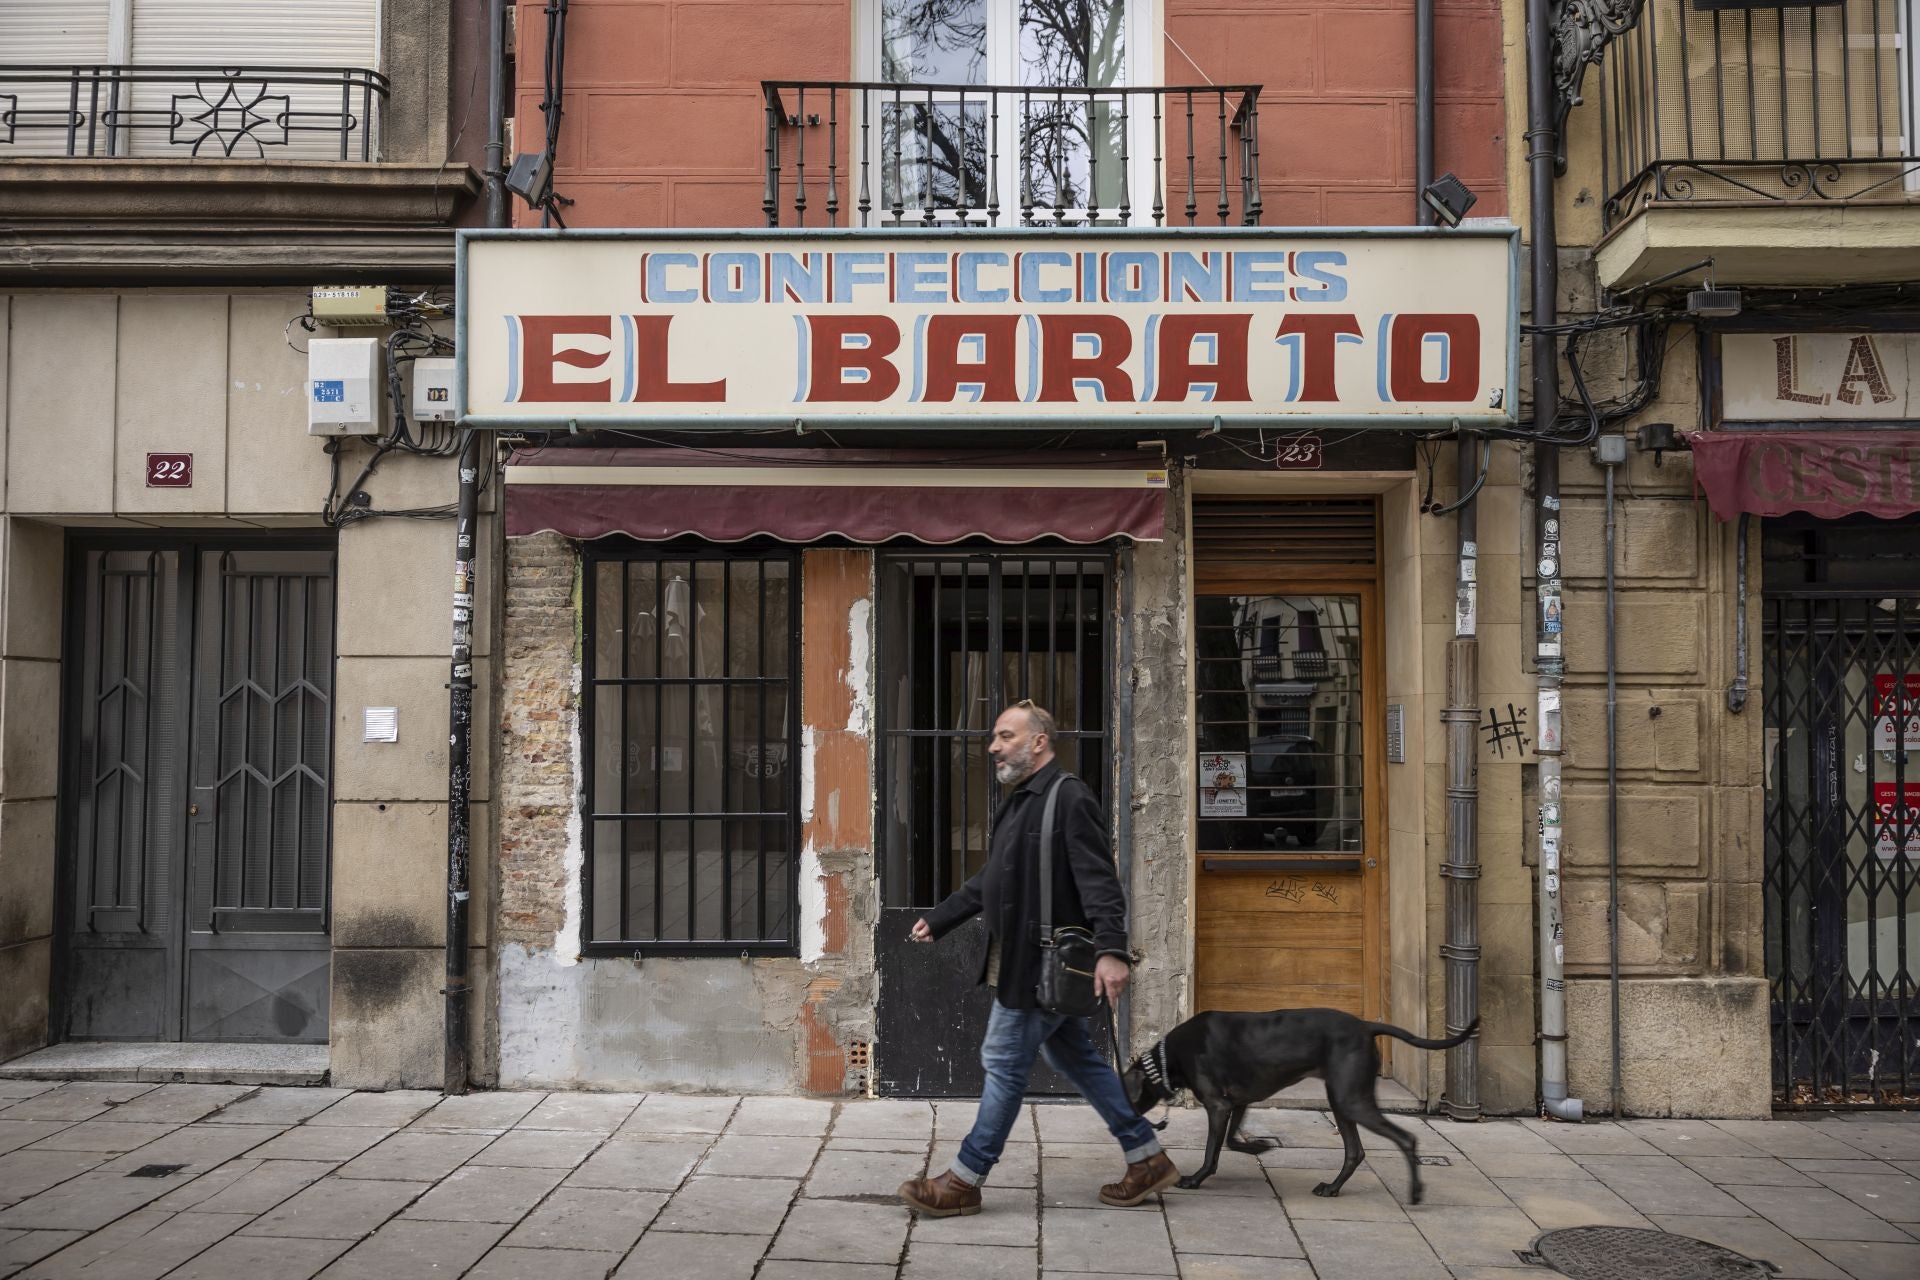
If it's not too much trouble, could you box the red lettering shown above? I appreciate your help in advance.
[1274,314,1362,402]
[632,316,726,403]
[515,315,612,403]
[1037,315,1133,402]
[922,315,1021,404]
[1773,336,1828,405]
[806,315,902,402]
[1154,315,1251,403]
[1389,314,1480,402]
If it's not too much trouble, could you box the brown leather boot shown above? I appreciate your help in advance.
[897,1170,983,1217]
[1099,1152,1181,1206]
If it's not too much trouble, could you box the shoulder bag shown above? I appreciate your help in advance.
[1034,774,1101,1017]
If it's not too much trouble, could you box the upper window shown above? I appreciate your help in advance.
[583,548,799,954]
[0,1,382,160]
[861,0,1153,223]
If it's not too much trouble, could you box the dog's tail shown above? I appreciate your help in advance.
[1366,1016,1479,1051]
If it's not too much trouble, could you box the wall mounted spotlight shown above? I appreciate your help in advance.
[1421,173,1479,228]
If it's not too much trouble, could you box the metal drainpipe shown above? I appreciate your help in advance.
[446,0,510,1096]
[483,0,508,230]
[1728,513,1750,714]
[1115,536,1137,1059]
[1603,450,1624,1119]
[1416,0,1434,226]
[1442,432,1482,1122]
[1527,0,1583,1122]
[1414,0,1477,1121]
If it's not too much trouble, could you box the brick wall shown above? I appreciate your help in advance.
[497,531,579,948]
[1165,0,1508,224]
[493,534,877,1093]
[518,0,1508,229]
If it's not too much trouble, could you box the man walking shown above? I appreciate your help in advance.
[896,702,1179,1217]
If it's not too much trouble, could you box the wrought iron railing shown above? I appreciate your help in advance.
[761,80,1262,227]
[0,64,387,160]
[1597,0,1920,228]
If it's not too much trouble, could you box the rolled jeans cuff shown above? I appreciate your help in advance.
[1122,1136,1164,1164]
[948,1157,987,1187]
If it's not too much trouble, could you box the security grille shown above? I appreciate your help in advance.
[872,549,1115,1096]
[1764,518,1920,1108]
[581,547,800,953]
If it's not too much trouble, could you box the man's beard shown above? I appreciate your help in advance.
[993,742,1034,785]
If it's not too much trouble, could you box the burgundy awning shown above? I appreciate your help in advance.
[504,447,1168,544]
[1688,431,1920,521]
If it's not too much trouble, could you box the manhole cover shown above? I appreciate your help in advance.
[1526,1227,1772,1279]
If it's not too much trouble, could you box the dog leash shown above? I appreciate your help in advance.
[1107,999,1176,1133]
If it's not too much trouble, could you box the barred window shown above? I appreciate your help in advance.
[583,547,799,954]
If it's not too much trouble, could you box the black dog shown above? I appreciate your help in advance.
[1121,1008,1479,1204]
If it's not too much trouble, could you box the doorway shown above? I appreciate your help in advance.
[1190,498,1388,1040]
[1763,516,1920,1106]
[872,549,1116,1096]
[57,537,336,1044]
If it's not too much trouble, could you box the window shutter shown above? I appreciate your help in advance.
[128,0,381,159]
[130,0,379,67]
[1192,498,1379,571]
[0,1,112,149]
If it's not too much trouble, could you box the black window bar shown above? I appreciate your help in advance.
[0,64,387,160]
[1595,0,1920,229]
[877,551,1113,912]
[762,80,1261,228]
[582,547,801,955]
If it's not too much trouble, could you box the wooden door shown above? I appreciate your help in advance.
[1191,499,1388,1043]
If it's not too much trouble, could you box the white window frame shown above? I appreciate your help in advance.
[853,0,1163,225]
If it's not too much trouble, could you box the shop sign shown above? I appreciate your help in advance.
[1873,783,1920,860]
[457,229,1519,429]
[1687,431,1920,520]
[1199,752,1248,818]
[1873,674,1920,752]
[1722,333,1918,423]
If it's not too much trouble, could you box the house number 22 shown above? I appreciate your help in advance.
[146,453,193,488]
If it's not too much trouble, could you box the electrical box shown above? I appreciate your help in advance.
[411,357,458,423]
[1592,435,1629,467]
[310,285,390,328]
[308,338,384,437]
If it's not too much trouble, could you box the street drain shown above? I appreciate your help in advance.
[1518,1227,1774,1279]
[125,1164,187,1178]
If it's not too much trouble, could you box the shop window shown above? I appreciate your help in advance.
[582,548,799,953]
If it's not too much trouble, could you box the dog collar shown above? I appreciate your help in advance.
[1140,1039,1175,1093]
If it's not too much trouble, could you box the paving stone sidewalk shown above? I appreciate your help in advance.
[2,1078,1917,1279]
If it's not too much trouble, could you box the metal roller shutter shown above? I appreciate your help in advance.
[1192,497,1380,571]
[128,0,381,158]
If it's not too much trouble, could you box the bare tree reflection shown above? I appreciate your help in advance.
[878,0,1129,222]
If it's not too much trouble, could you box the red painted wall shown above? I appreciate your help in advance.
[516,0,1505,229]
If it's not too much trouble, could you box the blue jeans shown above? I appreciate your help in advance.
[952,998,1163,1185]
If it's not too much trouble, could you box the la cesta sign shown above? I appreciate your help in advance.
[456,228,1518,429]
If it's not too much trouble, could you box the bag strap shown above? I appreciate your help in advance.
[1036,773,1068,939]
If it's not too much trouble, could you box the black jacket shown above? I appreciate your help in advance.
[923,760,1130,1010]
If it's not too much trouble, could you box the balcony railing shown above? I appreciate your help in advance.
[761,80,1263,228]
[1598,0,1920,228]
[0,65,387,161]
